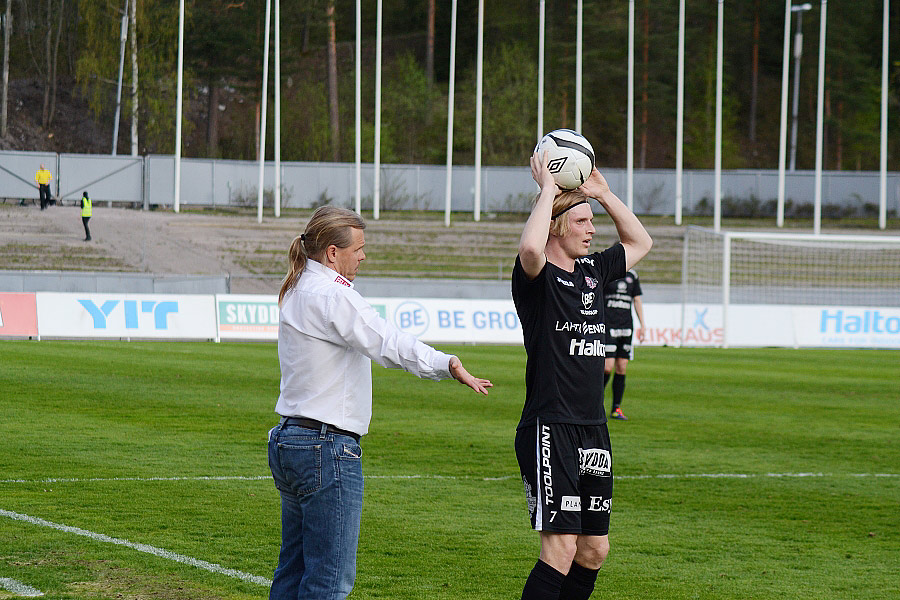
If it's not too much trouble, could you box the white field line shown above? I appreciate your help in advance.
[0,509,271,587]
[0,472,897,485]
[0,577,44,597]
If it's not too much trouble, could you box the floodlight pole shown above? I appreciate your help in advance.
[112,6,128,155]
[789,4,812,172]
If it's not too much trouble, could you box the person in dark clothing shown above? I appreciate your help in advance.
[512,150,652,600]
[603,270,645,420]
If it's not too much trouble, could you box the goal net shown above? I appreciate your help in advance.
[681,227,900,345]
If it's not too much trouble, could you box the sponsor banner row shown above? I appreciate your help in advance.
[2,292,899,348]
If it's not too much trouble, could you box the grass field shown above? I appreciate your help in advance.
[1,341,898,599]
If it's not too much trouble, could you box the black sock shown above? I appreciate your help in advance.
[521,559,565,600]
[603,372,611,388]
[558,560,600,600]
[612,373,626,409]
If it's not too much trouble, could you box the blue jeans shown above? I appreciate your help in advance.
[268,421,364,600]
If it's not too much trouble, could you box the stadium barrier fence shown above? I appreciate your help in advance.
[2,150,898,217]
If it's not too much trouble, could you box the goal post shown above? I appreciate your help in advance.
[681,227,900,347]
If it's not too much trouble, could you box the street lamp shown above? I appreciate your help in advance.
[788,2,813,171]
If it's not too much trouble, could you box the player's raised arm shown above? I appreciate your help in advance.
[578,168,652,270]
[518,151,558,279]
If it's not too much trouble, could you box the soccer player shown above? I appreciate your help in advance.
[512,151,651,600]
[268,206,491,600]
[603,270,645,420]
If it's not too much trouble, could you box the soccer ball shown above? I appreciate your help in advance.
[534,129,595,191]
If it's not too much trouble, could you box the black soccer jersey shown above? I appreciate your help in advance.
[512,243,626,429]
[603,269,642,331]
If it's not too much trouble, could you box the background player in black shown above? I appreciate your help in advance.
[513,151,651,600]
[603,270,645,420]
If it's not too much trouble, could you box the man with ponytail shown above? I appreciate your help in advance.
[512,152,652,600]
[267,206,492,600]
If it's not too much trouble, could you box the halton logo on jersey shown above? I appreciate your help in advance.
[617,281,627,293]
[584,276,598,289]
[577,257,595,266]
[569,338,605,356]
[579,447,612,477]
[556,277,575,287]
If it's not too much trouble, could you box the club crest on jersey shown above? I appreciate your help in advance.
[585,276,598,289]
[582,292,595,309]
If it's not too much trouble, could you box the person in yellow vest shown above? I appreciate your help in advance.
[80,191,92,241]
[35,164,53,210]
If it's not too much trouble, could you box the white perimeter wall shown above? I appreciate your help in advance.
[3,292,898,349]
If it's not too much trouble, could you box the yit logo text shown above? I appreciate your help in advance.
[78,299,178,330]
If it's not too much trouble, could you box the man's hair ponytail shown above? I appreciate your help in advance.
[278,206,366,305]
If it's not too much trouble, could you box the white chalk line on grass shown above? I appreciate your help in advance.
[0,577,44,597]
[0,472,897,485]
[0,509,272,588]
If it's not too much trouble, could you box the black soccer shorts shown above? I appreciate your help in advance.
[514,421,613,536]
[605,328,634,360]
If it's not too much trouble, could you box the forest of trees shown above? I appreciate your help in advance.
[1,0,898,171]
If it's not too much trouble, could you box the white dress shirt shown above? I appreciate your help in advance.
[275,259,454,436]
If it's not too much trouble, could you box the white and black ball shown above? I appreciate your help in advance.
[534,129,595,191]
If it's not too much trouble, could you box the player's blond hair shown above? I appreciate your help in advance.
[541,190,591,238]
[278,206,366,305]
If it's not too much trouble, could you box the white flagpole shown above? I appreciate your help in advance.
[256,0,271,224]
[537,0,545,141]
[879,0,889,230]
[675,0,685,225]
[474,0,484,221]
[626,0,634,212]
[444,0,458,227]
[777,0,791,228]
[714,0,724,233]
[355,0,361,215]
[374,0,382,220]
[274,0,281,218]
[575,0,582,132]
[813,0,827,235]
[173,0,184,213]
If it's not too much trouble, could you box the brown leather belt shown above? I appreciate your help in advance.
[282,417,360,443]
